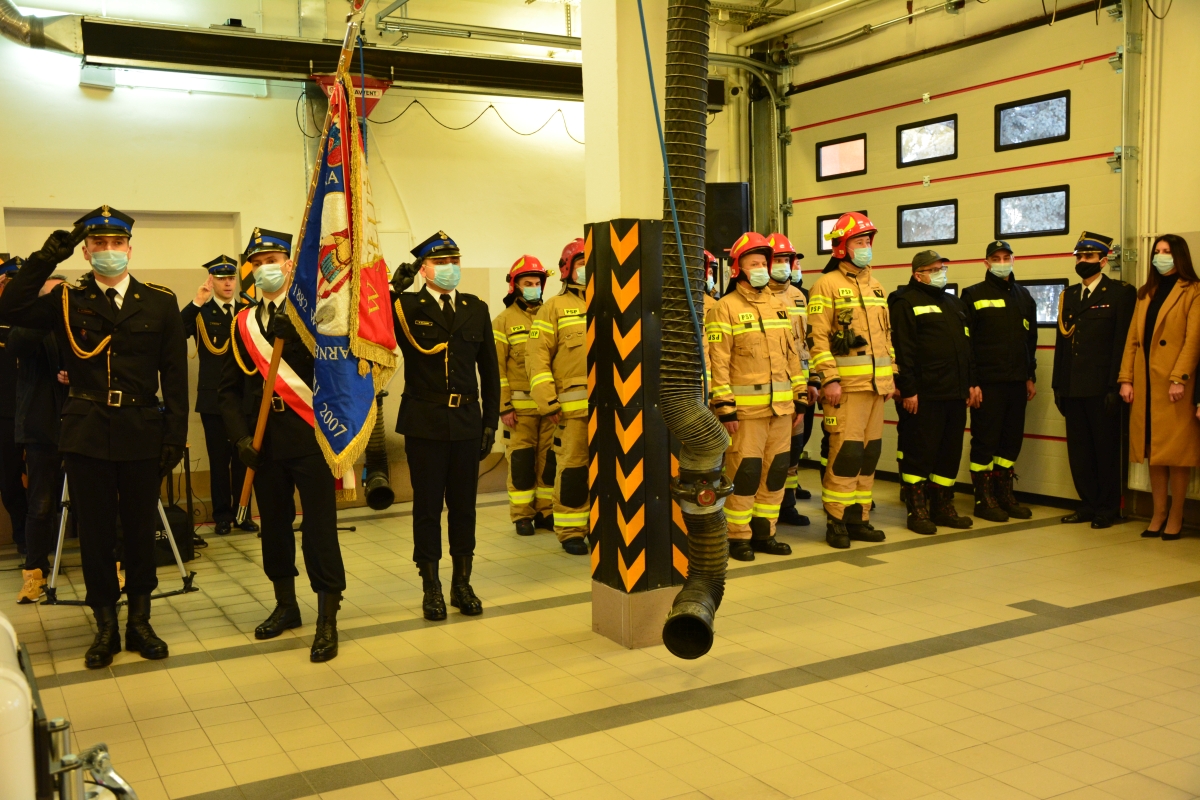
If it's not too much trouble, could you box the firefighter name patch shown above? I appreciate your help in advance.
[563,308,582,316]
[707,332,722,342]
[824,416,837,426]
[510,324,527,332]
[738,312,755,322]
[838,288,853,297]
[529,330,540,338]
[809,303,824,314]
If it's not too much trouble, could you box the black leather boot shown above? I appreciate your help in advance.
[931,485,973,529]
[310,591,340,662]
[256,579,303,640]
[826,518,850,549]
[972,471,1009,522]
[905,482,937,535]
[534,512,554,531]
[449,555,483,616]
[125,595,168,660]
[750,516,792,555]
[418,562,447,621]
[85,606,121,669]
[729,540,755,561]
[843,502,885,542]
[515,518,535,537]
[993,468,1032,519]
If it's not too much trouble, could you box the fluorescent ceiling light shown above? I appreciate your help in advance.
[80,65,268,97]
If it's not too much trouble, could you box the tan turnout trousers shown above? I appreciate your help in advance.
[551,417,589,542]
[821,391,885,520]
[724,415,793,540]
[503,414,556,522]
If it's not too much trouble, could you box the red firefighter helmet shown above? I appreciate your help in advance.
[825,212,877,260]
[506,255,550,291]
[559,238,586,282]
[727,232,774,278]
[703,250,718,277]
[767,232,797,262]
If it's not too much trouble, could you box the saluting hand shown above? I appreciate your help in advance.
[195,275,213,306]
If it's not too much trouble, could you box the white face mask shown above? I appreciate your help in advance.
[989,261,1013,279]
[746,267,770,288]
[770,262,791,282]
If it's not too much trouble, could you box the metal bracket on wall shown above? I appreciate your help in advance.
[1107,2,1123,22]
[779,130,792,145]
[781,200,794,217]
[1126,33,1142,53]
[1107,146,1136,173]
[1109,47,1123,73]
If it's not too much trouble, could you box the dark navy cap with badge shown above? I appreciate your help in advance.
[244,227,293,259]
[985,240,1013,258]
[1074,231,1113,254]
[203,255,239,277]
[75,205,134,238]
[0,254,22,276]
[411,231,460,261]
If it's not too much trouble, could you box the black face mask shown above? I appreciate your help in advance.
[1075,259,1103,280]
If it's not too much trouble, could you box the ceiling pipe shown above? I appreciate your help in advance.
[0,0,82,53]
[376,16,580,50]
[710,2,792,18]
[786,1,956,59]
[727,0,885,48]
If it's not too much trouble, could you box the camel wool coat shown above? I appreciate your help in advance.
[1118,278,1200,466]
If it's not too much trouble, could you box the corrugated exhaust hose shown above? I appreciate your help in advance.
[649,0,734,660]
[364,392,394,510]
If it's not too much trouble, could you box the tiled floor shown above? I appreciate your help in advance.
[4,472,1200,800]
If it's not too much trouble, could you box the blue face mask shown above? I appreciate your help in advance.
[706,275,715,293]
[90,249,128,277]
[850,247,872,269]
[989,262,1013,279]
[770,262,791,282]
[746,267,770,288]
[1153,254,1175,275]
[522,285,542,303]
[253,263,286,293]
[791,268,803,286]
[928,269,948,289]
[432,262,461,291]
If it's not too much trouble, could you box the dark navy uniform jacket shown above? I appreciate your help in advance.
[1052,274,1136,398]
[182,298,245,415]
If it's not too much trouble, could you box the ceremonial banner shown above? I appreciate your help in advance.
[288,66,397,499]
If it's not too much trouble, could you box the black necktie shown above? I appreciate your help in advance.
[105,288,119,315]
[441,294,455,329]
[267,301,277,329]
[223,302,232,317]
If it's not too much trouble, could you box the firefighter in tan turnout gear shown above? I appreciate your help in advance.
[526,239,590,555]
[706,232,807,562]
[494,255,557,537]
[808,212,896,549]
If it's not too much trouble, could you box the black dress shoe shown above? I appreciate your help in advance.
[1061,512,1092,524]
[1142,525,1164,538]
[215,521,233,536]
[237,518,260,533]
[561,537,589,555]
[729,540,755,561]
[1090,517,1113,529]
[1163,531,1183,541]
[124,595,169,660]
[85,606,121,670]
[515,519,535,537]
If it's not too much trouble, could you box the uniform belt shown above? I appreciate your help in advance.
[68,388,160,408]
[404,388,478,408]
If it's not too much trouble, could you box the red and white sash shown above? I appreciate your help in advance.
[236,308,355,492]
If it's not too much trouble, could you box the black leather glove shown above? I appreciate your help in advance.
[35,229,80,266]
[1104,391,1120,416]
[237,436,262,470]
[159,444,183,477]
[391,261,419,295]
[1053,391,1065,416]
[480,427,496,462]
[269,307,299,341]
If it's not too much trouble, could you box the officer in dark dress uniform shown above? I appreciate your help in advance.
[218,229,345,663]
[181,255,257,536]
[0,209,188,670]
[0,256,29,557]
[1053,232,1136,528]
[392,231,500,621]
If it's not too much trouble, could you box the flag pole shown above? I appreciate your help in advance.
[234,1,368,525]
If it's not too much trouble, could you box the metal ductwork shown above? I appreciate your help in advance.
[727,0,883,48]
[363,392,395,511]
[659,0,734,661]
[0,0,82,54]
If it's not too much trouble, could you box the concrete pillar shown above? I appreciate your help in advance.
[582,0,685,649]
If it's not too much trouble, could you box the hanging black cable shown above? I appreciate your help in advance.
[368,98,584,144]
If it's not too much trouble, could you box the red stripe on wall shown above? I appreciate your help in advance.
[801,251,1076,275]
[793,152,1112,205]
[790,52,1116,133]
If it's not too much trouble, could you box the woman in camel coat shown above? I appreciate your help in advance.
[1118,234,1200,539]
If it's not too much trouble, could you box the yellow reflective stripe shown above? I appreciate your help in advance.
[895,450,904,460]
[735,395,772,407]
[558,316,586,329]
[508,490,535,503]
[784,475,799,489]
[752,504,780,517]
[809,294,832,304]
[790,375,804,387]
[969,461,993,472]
[875,366,893,378]
[822,489,855,503]
[499,377,510,387]
[762,319,792,330]
[560,399,589,412]
[861,297,887,307]
[854,491,872,503]
[711,384,733,397]
[994,457,1015,468]
[901,473,925,484]
[535,487,555,498]
[911,305,942,316]
[556,512,590,526]
[838,365,874,376]
[724,508,753,524]
[929,474,956,487]
[493,330,508,343]
[811,352,834,366]
[530,372,554,388]
[511,399,539,410]
[706,321,733,334]
[786,307,804,316]
[973,299,1006,310]
[731,326,759,336]
[533,320,555,332]
[964,327,970,336]
[509,334,529,345]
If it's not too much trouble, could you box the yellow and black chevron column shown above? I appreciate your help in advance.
[587,219,686,594]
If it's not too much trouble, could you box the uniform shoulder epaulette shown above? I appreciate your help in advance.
[143,282,176,295]
[65,281,84,291]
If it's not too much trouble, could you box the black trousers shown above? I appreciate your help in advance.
[22,444,62,576]
[0,417,27,549]
[898,399,967,486]
[1063,396,1123,519]
[64,454,159,608]
[201,413,246,523]
[969,382,1027,471]
[254,452,345,594]
[407,436,480,563]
